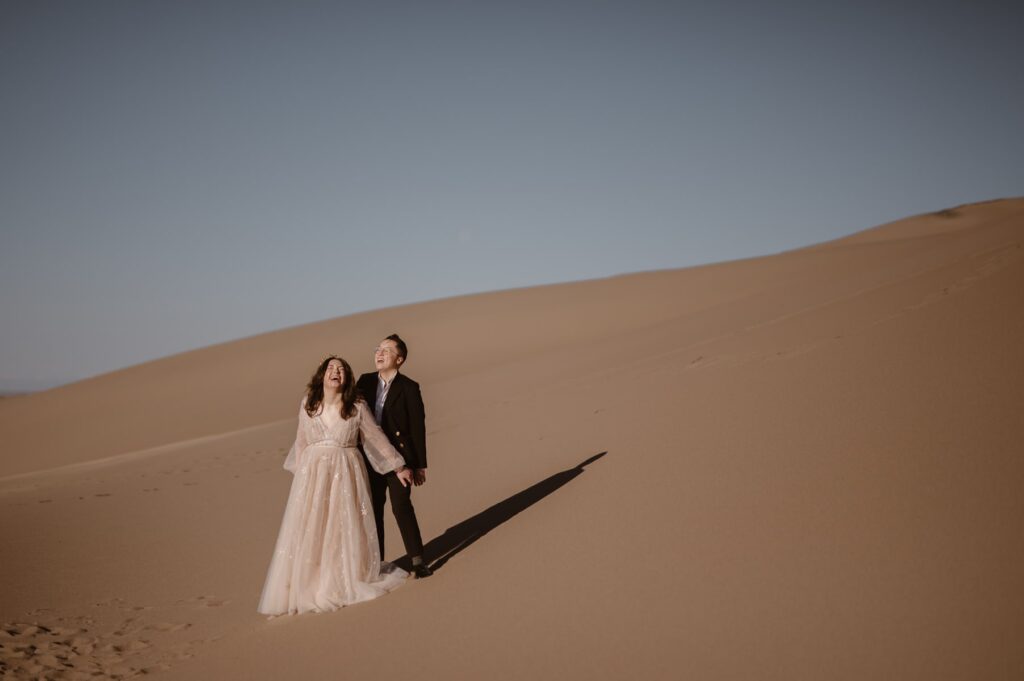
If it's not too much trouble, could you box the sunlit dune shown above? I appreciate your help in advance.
[2,198,1023,680]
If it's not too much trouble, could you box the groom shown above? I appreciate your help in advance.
[357,334,433,579]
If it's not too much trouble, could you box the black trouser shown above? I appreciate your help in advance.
[365,464,424,561]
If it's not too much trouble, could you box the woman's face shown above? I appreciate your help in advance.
[324,359,344,390]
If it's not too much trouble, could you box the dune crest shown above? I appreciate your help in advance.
[3,198,1022,480]
[2,198,1022,680]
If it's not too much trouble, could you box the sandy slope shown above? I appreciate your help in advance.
[1,198,1022,680]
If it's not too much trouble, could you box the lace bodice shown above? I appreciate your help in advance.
[282,400,405,474]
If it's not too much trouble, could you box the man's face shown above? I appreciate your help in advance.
[374,339,403,373]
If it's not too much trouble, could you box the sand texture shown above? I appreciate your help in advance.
[2,198,1023,680]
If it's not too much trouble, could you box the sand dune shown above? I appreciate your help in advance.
[2,198,1023,680]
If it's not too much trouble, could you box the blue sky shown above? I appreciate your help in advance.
[2,0,1021,389]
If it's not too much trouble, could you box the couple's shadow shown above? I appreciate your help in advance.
[394,451,606,573]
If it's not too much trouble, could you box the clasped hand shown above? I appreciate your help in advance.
[395,466,414,487]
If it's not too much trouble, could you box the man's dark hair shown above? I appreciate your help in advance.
[386,333,408,361]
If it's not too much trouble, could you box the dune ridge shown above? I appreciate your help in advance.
[1,197,1022,680]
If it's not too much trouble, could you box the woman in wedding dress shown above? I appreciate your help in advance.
[258,355,414,615]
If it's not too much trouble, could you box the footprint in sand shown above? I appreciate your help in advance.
[144,622,192,632]
[177,595,229,608]
[686,354,725,370]
[0,621,134,680]
[2,604,211,679]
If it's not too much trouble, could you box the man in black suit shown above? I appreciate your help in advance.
[357,333,433,579]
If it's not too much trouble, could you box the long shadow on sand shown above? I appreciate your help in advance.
[396,451,606,573]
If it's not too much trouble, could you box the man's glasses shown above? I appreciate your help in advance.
[374,346,396,355]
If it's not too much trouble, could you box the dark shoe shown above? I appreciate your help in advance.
[412,563,434,579]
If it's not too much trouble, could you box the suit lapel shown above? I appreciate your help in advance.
[383,373,404,419]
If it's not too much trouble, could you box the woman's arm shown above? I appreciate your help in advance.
[358,403,412,485]
[282,400,310,473]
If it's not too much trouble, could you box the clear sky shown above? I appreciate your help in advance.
[2,0,1022,390]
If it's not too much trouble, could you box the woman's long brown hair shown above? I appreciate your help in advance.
[305,355,359,419]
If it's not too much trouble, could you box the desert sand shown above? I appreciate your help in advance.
[2,198,1023,680]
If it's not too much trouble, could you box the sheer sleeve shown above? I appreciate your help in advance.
[282,399,310,473]
[357,402,406,474]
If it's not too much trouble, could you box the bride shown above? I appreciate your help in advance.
[258,355,414,615]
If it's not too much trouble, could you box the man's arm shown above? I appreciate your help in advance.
[407,380,427,472]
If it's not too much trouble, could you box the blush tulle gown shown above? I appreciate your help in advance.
[257,400,408,615]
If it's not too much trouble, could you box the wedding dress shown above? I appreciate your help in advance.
[258,400,408,615]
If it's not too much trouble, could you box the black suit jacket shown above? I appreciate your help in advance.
[356,372,427,470]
